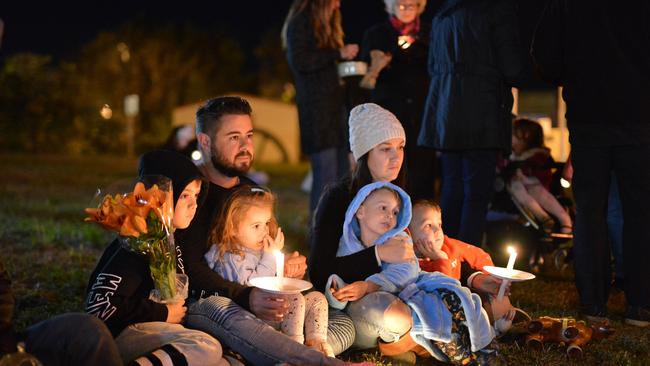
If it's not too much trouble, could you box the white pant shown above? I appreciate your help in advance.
[115,322,226,365]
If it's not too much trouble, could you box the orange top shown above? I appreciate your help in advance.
[418,236,494,279]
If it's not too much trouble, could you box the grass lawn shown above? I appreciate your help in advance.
[1,153,648,365]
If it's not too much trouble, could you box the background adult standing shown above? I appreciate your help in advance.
[282,0,359,212]
[418,0,526,246]
[532,0,650,326]
[360,0,437,201]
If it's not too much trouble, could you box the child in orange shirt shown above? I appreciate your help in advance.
[409,200,516,334]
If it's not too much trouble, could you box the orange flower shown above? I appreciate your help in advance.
[84,182,172,239]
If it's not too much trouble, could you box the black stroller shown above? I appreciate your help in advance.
[484,161,574,273]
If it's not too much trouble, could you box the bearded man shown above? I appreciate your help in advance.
[177,96,356,366]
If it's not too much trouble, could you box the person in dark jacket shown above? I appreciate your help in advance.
[85,150,226,365]
[418,0,526,246]
[282,0,359,212]
[531,0,650,326]
[360,0,437,201]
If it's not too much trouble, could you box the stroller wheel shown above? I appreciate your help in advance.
[554,249,570,273]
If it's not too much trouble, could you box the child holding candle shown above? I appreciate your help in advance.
[204,186,333,356]
[409,200,517,334]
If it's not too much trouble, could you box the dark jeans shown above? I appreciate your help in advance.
[310,147,350,212]
[25,313,122,366]
[572,145,650,313]
[439,150,498,246]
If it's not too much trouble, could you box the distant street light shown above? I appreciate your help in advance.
[100,104,112,119]
[116,42,130,63]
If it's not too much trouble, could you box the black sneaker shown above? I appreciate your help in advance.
[624,306,650,327]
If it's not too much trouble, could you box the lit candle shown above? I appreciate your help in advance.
[497,246,517,301]
[506,246,517,270]
[274,250,284,279]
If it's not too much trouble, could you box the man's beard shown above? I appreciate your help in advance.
[209,145,253,178]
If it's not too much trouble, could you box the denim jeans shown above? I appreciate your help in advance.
[439,150,499,245]
[345,291,406,349]
[310,147,350,212]
[185,296,353,366]
[24,313,122,366]
[607,173,624,280]
[115,321,224,364]
[573,145,650,312]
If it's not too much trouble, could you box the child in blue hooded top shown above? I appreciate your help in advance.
[326,181,419,307]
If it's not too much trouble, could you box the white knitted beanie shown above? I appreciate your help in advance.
[348,103,406,160]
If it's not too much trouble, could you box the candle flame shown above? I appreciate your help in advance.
[507,246,516,254]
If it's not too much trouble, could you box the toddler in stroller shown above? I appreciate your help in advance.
[502,118,572,235]
[487,119,574,271]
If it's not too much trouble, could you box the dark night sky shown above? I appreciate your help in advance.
[1,0,547,85]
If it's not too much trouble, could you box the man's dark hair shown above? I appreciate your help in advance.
[196,96,252,137]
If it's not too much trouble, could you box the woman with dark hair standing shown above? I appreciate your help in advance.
[360,0,437,201]
[282,0,359,212]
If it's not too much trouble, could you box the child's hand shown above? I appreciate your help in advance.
[332,281,378,302]
[472,273,507,296]
[414,237,448,261]
[495,308,516,334]
[165,301,187,324]
[265,227,284,252]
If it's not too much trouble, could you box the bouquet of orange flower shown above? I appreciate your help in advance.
[85,178,182,303]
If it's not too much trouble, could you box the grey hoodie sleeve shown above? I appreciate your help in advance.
[215,251,276,286]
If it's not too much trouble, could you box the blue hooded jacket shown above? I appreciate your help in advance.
[334,182,420,295]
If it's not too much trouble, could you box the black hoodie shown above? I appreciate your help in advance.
[85,150,204,337]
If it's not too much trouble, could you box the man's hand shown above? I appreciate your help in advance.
[332,281,379,302]
[166,301,187,324]
[284,251,307,279]
[472,273,507,296]
[249,288,289,322]
[377,236,414,264]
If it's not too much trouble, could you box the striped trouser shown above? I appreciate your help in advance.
[115,322,224,365]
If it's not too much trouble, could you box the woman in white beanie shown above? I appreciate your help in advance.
[309,103,415,350]
[309,104,492,363]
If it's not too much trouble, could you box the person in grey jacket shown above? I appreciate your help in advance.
[419,0,526,246]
